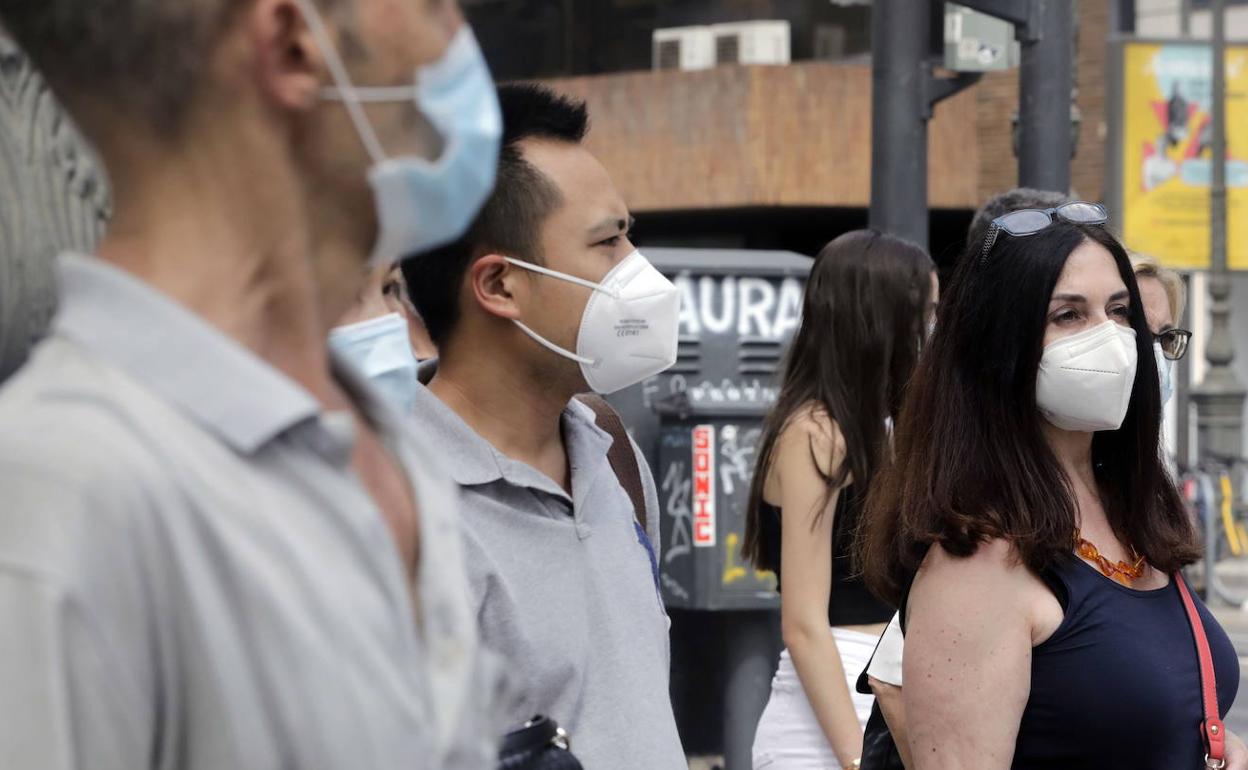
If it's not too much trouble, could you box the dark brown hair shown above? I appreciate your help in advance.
[859,222,1199,607]
[743,230,934,572]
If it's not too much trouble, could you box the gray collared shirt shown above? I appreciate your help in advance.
[0,255,500,769]
[413,364,686,770]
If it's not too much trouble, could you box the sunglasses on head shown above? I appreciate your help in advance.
[979,201,1110,266]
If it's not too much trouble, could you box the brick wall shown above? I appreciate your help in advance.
[976,0,1110,204]
[1073,0,1110,203]
[539,2,1108,214]
[548,61,982,212]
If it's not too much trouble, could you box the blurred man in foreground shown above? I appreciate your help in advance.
[0,0,502,766]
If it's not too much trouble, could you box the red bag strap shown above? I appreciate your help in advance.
[1175,573,1227,768]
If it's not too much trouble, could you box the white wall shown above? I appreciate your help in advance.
[1135,0,1248,39]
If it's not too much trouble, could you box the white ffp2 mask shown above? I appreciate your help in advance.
[1036,321,1138,432]
[505,251,681,394]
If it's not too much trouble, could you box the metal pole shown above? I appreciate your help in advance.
[1178,274,1193,469]
[1180,0,1192,38]
[1018,0,1073,192]
[1192,0,1246,464]
[722,611,778,770]
[1116,0,1136,34]
[869,0,931,248]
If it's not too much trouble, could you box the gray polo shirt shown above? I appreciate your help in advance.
[0,255,500,769]
[413,364,686,770]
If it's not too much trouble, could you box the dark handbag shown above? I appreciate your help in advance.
[859,702,905,770]
[498,716,583,770]
[855,628,906,770]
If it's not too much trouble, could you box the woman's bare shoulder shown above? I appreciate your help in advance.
[911,539,1062,644]
[776,401,844,473]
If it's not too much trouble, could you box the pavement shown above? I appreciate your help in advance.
[1206,559,1248,736]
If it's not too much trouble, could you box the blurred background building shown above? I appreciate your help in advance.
[463,0,1112,269]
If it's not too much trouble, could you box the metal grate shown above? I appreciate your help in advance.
[656,39,681,70]
[737,336,784,375]
[714,33,740,65]
[669,335,702,375]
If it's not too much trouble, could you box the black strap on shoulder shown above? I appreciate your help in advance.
[575,394,647,533]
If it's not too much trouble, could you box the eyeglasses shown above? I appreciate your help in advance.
[979,201,1110,266]
[1156,328,1192,361]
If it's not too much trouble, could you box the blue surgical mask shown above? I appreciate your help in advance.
[329,313,419,414]
[294,1,502,265]
[1155,341,1175,407]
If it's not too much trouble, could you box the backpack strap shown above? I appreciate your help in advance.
[575,394,647,533]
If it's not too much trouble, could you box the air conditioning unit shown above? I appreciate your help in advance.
[652,26,715,71]
[709,21,791,66]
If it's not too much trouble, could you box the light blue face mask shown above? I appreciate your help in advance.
[329,313,419,414]
[294,1,502,265]
[1155,341,1175,407]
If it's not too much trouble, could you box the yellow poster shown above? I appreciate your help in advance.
[1121,42,1248,270]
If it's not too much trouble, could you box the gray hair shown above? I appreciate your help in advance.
[965,187,1070,258]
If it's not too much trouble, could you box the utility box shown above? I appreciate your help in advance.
[607,248,812,611]
[944,2,1020,72]
[607,248,812,769]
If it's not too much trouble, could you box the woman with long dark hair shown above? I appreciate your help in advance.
[746,230,937,769]
[860,204,1245,768]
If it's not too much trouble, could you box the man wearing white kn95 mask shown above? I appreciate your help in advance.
[401,83,686,770]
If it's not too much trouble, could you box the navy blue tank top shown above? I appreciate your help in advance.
[1014,557,1239,768]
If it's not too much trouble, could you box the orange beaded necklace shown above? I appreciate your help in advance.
[1076,534,1146,586]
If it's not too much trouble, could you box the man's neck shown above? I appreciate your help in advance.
[429,346,573,472]
[93,142,362,409]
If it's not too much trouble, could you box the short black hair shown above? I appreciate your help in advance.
[401,83,590,349]
[964,187,1070,258]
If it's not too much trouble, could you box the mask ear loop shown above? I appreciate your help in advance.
[322,86,417,103]
[291,0,388,165]
[512,321,596,366]
[503,257,621,299]
[503,257,614,367]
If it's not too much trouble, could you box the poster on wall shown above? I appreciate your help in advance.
[1118,41,1248,270]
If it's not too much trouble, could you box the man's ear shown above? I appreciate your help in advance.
[469,254,524,321]
[248,0,328,112]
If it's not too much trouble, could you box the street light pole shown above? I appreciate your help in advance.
[1192,0,1245,464]
[1017,0,1073,192]
[869,0,931,249]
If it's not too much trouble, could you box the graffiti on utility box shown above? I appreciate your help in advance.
[674,275,803,341]
[692,425,716,547]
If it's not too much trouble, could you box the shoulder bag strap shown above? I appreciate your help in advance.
[574,395,647,532]
[1175,572,1226,768]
